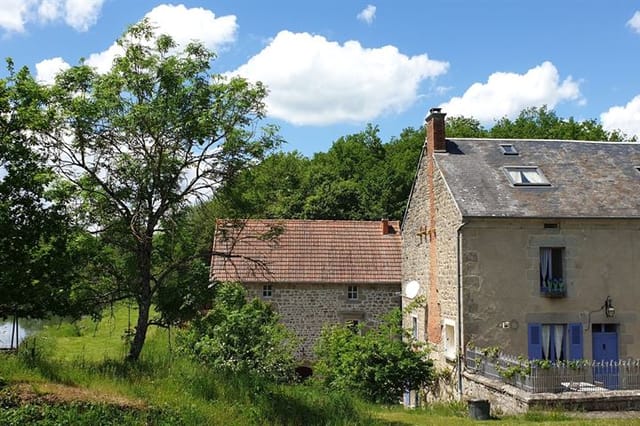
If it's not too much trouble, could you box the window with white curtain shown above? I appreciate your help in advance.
[528,322,582,361]
[540,247,564,294]
[504,166,550,186]
[541,324,567,361]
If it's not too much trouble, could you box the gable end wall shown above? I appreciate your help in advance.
[402,151,462,360]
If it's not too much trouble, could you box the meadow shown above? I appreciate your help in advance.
[1,305,638,425]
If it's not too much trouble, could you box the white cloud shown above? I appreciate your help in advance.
[64,0,104,32]
[85,43,124,74]
[0,0,31,32]
[0,0,104,33]
[440,61,582,123]
[37,0,61,22]
[231,31,449,125]
[145,4,237,50]
[627,11,640,33]
[357,5,376,24]
[35,57,70,84]
[84,4,237,74]
[600,95,640,138]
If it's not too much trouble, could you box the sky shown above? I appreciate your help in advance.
[1,1,639,156]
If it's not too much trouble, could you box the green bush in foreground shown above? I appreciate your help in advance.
[315,308,434,404]
[177,282,297,382]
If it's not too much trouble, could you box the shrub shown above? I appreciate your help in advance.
[177,282,296,382]
[314,308,434,404]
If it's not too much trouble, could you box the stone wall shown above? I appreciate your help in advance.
[461,218,640,358]
[245,282,400,359]
[401,150,429,342]
[401,147,462,364]
[463,371,640,414]
[433,161,463,334]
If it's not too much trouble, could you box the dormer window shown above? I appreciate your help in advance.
[504,166,550,186]
[500,144,518,155]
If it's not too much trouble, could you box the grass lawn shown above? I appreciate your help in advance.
[1,304,639,425]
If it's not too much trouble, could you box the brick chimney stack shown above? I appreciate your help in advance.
[381,219,389,235]
[425,107,447,153]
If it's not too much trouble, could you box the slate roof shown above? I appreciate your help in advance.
[436,139,640,218]
[210,219,401,284]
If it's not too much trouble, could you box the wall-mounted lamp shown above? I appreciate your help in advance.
[604,296,615,318]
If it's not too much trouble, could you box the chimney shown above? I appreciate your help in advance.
[425,107,447,153]
[381,219,389,235]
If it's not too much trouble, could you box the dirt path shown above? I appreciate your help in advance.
[4,382,146,409]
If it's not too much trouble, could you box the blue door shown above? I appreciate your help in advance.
[592,324,618,390]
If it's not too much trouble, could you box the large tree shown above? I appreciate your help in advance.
[40,21,280,361]
[0,61,79,320]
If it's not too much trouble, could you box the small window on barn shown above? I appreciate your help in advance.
[347,285,358,300]
[262,284,273,298]
[504,166,550,186]
[500,144,519,155]
[635,166,640,174]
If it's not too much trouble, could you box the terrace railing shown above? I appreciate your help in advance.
[465,347,640,393]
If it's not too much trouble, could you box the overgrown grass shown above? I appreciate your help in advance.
[0,304,377,425]
[2,305,640,425]
[0,401,182,426]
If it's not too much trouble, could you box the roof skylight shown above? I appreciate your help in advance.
[500,144,519,155]
[504,166,550,186]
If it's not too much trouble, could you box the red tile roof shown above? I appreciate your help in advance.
[210,219,401,284]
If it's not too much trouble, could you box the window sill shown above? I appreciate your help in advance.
[540,289,566,298]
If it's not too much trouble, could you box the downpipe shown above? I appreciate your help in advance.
[456,222,467,398]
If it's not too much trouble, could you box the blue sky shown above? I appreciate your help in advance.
[2,1,639,156]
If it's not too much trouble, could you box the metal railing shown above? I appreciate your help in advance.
[465,348,640,393]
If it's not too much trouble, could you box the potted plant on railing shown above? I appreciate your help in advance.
[541,278,566,297]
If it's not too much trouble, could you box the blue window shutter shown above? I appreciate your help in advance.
[528,323,542,360]
[568,323,583,360]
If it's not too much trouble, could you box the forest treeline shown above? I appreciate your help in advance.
[209,106,633,222]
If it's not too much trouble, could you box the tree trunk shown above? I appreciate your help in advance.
[127,296,151,361]
[127,240,153,361]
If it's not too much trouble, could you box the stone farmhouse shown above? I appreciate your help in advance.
[402,108,640,408]
[210,219,401,360]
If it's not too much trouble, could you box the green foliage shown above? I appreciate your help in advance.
[315,308,434,404]
[448,105,635,142]
[497,363,531,380]
[445,116,488,138]
[29,20,281,360]
[178,282,296,381]
[0,402,178,426]
[209,151,311,219]
[210,124,423,221]
[531,359,553,369]
[0,305,376,425]
[0,60,81,320]
[480,345,502,360]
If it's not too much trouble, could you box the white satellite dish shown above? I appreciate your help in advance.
[405,280,420,299]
